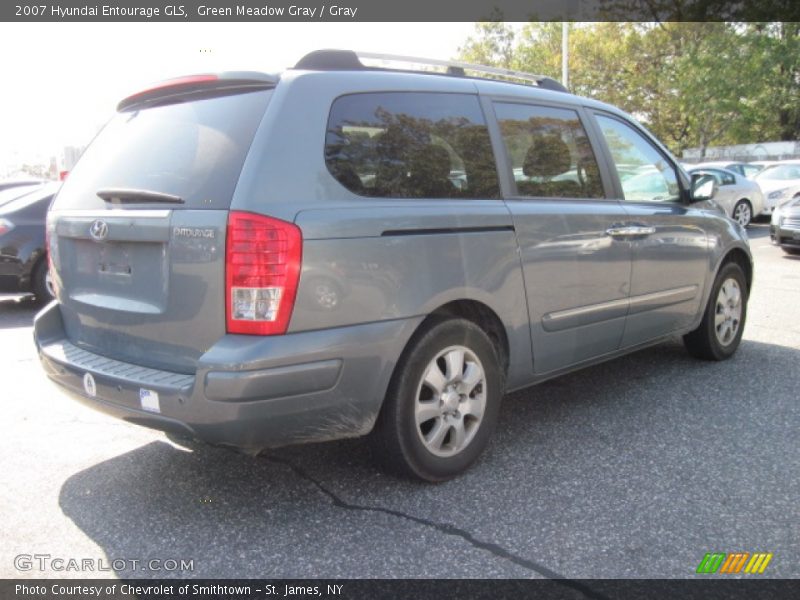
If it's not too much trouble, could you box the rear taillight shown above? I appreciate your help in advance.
[0,218,13,237]
[225,211,302,335]
[45,214,59,297]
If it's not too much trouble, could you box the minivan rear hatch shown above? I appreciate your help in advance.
[49,75,276,373]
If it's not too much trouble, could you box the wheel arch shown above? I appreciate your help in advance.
[384,300,511,404]
[720,246,753,293]
[425,300,511,378]
[687,243,752,336]
[731,198,753,223]
[22,250,47,293]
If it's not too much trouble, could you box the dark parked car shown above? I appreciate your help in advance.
[34,51,751,481]
[0,183,46,208]
[0,183,59,301]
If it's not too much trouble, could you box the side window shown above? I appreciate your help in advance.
[595,114,681,203]
[742,164,761,179]
[718,170,736,186]
[324,92,500,199]
[494,103,605,199]
[693,169,723,185]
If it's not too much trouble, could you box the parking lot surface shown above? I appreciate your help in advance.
[1,224,797,580]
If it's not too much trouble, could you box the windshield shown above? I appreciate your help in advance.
[0,184,44,207]
[0,185,59,214]
[52,89,272,211]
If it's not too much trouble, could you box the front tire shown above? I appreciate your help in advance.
[683,262,748,361]
[371,318,503,482]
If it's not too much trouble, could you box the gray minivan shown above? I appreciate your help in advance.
[34,50,752,481]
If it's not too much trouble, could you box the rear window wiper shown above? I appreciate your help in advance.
[97,188,184,205]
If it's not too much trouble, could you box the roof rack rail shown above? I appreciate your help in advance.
[293,49,569,93]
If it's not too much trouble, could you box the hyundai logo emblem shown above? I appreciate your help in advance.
[89,219,109,241]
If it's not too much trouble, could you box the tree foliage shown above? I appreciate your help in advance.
[457,21,800,156]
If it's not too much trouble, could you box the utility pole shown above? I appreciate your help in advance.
[562,22,569,89]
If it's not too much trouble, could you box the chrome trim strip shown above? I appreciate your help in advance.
[542,297,629,332]
[627,285,698,315]
[546,297,629,322]
[542,285,699,332]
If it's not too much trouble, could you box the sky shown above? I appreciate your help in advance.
[0,22,479,174]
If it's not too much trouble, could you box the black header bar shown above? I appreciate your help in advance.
[3,0,800,22]
[4,579,800,600]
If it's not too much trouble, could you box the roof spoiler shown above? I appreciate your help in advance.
[117,72,279,111]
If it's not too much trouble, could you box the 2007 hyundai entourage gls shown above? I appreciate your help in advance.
[34,50,752,481]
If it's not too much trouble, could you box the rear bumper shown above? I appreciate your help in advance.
[34,302,422,451]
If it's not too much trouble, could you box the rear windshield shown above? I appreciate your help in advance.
[52,89,272,211]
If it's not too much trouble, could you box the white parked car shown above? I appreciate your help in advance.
[687,166,765,226]
[752,162,800,216]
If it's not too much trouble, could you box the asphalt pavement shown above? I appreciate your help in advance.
[1,223,797,580]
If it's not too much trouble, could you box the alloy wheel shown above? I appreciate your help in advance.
[714,278,742,346]
[734,202,751,227]
[414,345,486,457]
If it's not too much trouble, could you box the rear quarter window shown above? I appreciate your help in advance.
[324,92,500,199]
[52,90,272,211]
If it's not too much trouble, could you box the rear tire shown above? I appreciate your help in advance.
[732,200,752,228]
[683,262,747,361]
[783,247,800,256]
[371,318,503,482]
[31,260,53,304]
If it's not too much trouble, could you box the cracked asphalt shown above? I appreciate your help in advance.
[1,224,798,580]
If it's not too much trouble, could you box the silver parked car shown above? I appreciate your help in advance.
[34,50,752,481]
[692,161,763,179]
[687,166,765,226]
[770,196,800,255]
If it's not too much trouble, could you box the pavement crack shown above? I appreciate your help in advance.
[266,455,609,599]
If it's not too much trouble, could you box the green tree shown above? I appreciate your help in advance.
[742,22,800,141]
[457,21,516,68]
[457,20,800,155]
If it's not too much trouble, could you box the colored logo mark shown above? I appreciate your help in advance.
[696,552,773,574]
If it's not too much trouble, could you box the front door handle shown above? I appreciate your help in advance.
[605,225,656,238]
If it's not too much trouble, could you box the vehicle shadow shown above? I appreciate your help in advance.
[746,223,770,239]
[57,337,800,578]
[0,295,40,329]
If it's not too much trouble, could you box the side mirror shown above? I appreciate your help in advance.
[691,173,717,202]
